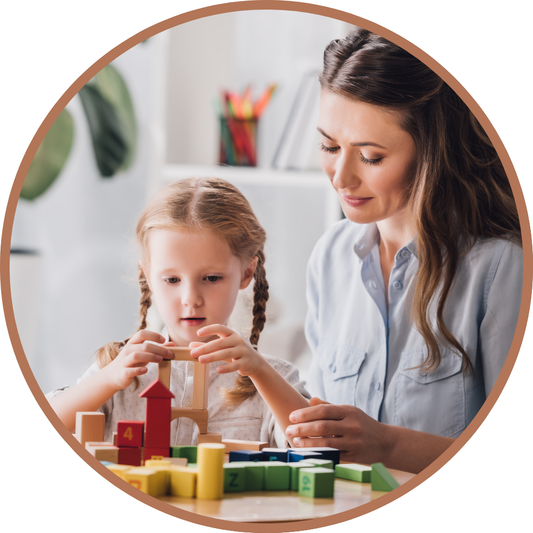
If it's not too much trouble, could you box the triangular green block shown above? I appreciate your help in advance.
[371,463,400,491]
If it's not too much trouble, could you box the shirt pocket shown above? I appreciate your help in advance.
[317,340,366,405]
[395,348,465,438]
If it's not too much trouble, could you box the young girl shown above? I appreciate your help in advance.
[47,177,310,447]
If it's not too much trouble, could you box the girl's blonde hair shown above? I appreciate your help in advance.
[96,177,268,405]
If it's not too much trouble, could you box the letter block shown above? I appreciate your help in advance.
[288,461,315,490]
[223,463,246,492]
[117,420,145,448]
[263,461,290,490]
[298,467,335,498]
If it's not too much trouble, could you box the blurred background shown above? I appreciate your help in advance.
[10,10,351,395]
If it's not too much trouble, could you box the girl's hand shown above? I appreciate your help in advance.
[189,324,266,377]
[106,330,174,390]
[285,397,394,465]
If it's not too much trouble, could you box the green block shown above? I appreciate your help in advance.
[298,467,335,498]
[223,463,246,492]
[335,463,372,483]
[306,458,334,470]
[239,462,265,491]
[263,461,290,490]
[186,463,197,468]
[288,461,315,490]
[170,446,197,464]
[371,463,400,492]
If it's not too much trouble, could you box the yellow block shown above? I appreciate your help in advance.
[196,443,225,499]
[169,465,198,498]
[106,464,132,480]
[124,467,166,497]
[145,459,172,468]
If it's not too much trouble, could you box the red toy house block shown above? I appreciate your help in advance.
[139,379,174,449]
[117,420,145,448]
[144,447,170,462]
[118,447,142,467]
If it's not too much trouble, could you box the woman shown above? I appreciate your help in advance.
[284,27,523,474]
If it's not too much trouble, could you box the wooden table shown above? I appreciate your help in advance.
[157,466,415,523]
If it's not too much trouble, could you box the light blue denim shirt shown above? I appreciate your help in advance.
[305,218,523,438]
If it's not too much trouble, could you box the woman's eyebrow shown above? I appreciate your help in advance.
[317,127,386,149]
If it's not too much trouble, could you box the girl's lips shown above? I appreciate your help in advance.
[181,318,206,327]
[341,193,373,207]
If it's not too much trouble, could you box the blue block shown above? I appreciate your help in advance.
[229,450,266,462]
[261,448,289,462]
[99,460,115,466]
[288,450,324,462]
[301,447,341,465]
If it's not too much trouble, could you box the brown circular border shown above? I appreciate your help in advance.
[2,1,531,531]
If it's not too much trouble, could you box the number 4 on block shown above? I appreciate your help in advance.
[117,420,145,448]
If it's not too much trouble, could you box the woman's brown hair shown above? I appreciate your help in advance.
[319,27,521,373]
[96,177,268,403]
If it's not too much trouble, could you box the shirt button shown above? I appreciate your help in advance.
[374,382,381,390]
[401,249,409,258]
[393,281,403,290]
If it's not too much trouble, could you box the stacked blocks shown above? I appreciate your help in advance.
[116,420,144,467]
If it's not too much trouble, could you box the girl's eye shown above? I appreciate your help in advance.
[205,275,222,283]
[319,143,339,154]
[360,154,383,166]
[165,277,179,284]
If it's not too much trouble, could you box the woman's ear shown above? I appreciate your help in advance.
[240,256,258,289]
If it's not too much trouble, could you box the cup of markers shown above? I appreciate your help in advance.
[218,84,276,167]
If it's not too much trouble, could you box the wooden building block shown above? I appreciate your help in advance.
[169,466,197,498]
[118,447,142,466]
[85,443,119,463]
[75,412,105,447]
[192,361,209,410]
[197,432,223,444]
[106,464,132,480]
[298,447,340,465]
[238,462,265,491]
[144,447,170,462]
[335,463,372,483]
[288,461,315,490]
[167,346,195,361]
[222,440,269,453]
[371,463,400,492]
[263,461,290,490]
[306,458,334,470]
[117,420,145,448]
[196,443,225,499]
[112,432,117,446]
[223,463,246,492]
[261,447,289,461]
[158,359,171,389]
[139,380,174,449]
[298,467,335,498]
[167,457,188,467]
[171,445,197,464]
[287,450,324,462]
[229,450,266,462]
[125,467,166,497]
[170,407,208,433]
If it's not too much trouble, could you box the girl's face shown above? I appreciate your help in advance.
[144,229,256,346]
[318,91,418,226]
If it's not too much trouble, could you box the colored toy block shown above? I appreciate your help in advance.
[229,450,266,462]
[139,379,174,449]
[144,447,170,462]
[85,443,119,463]
[170,407,208,433]
[106,464,132,480]
[238,462,265,491]
[145,458,172,467]
[223,463,246,492]
[261,448,289,461]
[197,443,225,499]
[100,461,115,466]
[167,457,188,467]
[371,463,400,492]
[117,420,145,448]
[299,447,341,465]
[112,432,117,446]
[169,465,197,498]
[75,412,105,447]
[263,461,290,490]
[118,447,142,466]
[306,458,334,469]
[171,445,197,464]
[287,450,324,462]
[158,359,171,389]
[167,346,195,361]
[335,463,372,483]
[193,360,209,410]
[124,467,166,497]
[222,440,269,453]
[288,461,315,490]
[197,432,223,444]
[298,467,335,498]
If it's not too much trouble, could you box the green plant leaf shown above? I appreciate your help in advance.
[92,64,137,171]
[78,83,128,177]
[20,108,74,200]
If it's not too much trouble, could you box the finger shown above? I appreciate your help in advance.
[164,341,177,347]
[127,351,164,366]
[289,404,344,424]
[215,361,243,374]
[310,397,330,406]
[191,337,238,358]
[124,366,148,379]
[196,324,234,338]
[189,342,206,350]
[129,329,167,345]
[285,419,343,439]
[197,348,241,365]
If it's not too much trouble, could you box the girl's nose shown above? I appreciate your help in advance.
[331,152,361,190]
[181,283,202,307]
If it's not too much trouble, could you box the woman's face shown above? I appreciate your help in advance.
[318,91,417,226]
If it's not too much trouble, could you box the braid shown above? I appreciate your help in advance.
[223,249,269,406]
[137,264,152,332]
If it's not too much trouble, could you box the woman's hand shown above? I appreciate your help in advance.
[106,330,173,390]
[189,324,267,377]
[286,397,394,465]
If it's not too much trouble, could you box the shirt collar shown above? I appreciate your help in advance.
[352,223,419,261]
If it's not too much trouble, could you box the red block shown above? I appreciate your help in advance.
[118,447,142,466]
[139,380,174,449]
[144,447,170,462]
[117,420,145,448]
